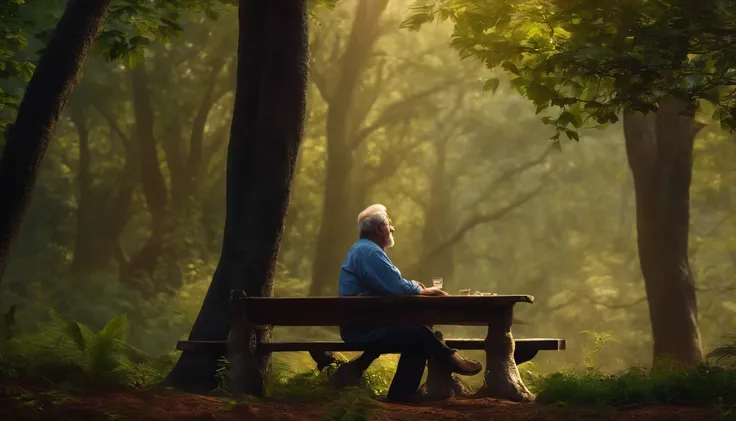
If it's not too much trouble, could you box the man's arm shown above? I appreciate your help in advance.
[419,286,448,296]
[411,280,447,296]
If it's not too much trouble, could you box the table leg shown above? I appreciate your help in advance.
[473,306,535,402]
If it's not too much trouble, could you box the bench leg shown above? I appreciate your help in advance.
[473,306,535,402]
[227,292,270,397]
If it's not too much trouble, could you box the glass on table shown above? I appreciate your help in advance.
[458,289,471,296]
[432,277,444,289]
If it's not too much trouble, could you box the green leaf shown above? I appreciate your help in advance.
[99,314,128,343]
[65,321,87,352]
[160,17,183,31]
[526,83,556,105]
[564,128,580,141]
[501,62,520,75]
[205,7,221,20]
[482,77,500,93]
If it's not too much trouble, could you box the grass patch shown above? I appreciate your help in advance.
[536,365,736,408]
[265,355,396,400]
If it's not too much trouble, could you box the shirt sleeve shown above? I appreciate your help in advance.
[361,249,421,296]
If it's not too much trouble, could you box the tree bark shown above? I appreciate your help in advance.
[164,0,308,394]
[308,0,389,296]
[623,97,704,367]
[0,0,112,283]
[417,139,456,287]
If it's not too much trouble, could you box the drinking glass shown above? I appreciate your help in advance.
[432,277,443,289]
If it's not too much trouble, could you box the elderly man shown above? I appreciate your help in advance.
[337,204,482,401]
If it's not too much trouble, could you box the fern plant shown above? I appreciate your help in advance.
[0,310,173,390]
[708,335,736,367]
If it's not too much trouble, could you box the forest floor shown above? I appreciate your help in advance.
[0,382,724,421]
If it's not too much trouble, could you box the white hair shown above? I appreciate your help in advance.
[357,204,389,237]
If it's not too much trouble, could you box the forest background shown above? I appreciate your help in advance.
[1,0,735,382]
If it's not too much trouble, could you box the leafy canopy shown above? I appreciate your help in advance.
[401,0,736,142]
[0,0,230,148]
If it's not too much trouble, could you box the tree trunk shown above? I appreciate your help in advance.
[164,0,308,394]
[120,63,170,289]
[68,103,136,274]
[122,57,227,292]
[310,158,354,296]
[418,139,455,286]
[623,97,704,367]
[0,0,112,283]
[309,0,389,296]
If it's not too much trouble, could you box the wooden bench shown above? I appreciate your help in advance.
[178,291,566,402]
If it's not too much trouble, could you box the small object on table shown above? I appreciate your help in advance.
[459,289,471,296]
[432,277,444,289]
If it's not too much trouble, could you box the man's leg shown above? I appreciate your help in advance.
[352,325,482,376]
[387,353,428,401]
[372,325,470,402]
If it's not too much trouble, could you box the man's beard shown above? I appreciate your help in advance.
[385,232,395,248]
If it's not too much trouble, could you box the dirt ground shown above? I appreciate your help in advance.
[0,383,721,421]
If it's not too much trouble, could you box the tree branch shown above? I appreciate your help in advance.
[130,63,168,218]
[414,179,549,266]
[466,146,553,210]
[349,79,469,151]
[201,121,230,175]
[186,55,229,188]
[93,102,132,149]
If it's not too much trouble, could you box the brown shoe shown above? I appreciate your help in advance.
[441,352,483,376]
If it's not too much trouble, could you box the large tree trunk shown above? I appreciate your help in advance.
[164,0,308,394]
[309,0,389,296]
[623,97,704,367]
[0,0,112,283]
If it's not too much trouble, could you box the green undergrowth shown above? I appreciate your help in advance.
[0,308,177,390]
[265,354,397,400]
[5,306,736,419]
[535,365,736,409]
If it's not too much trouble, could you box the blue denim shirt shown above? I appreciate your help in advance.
[338,239,421,343]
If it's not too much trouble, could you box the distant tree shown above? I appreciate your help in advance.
[0,0,113,284]
[402,0,736,366]
[0,0,227,284]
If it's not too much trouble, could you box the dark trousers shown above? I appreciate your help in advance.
[358,325,455,400]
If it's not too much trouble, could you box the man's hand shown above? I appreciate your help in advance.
[419,286,448,296]
[412,280,426,288]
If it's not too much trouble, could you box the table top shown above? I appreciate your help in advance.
[234,294,535,326]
